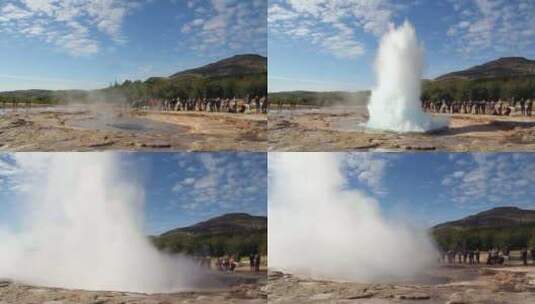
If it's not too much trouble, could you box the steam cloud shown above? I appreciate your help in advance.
[268,152,437,282]
[0,153,204,293]
[367,21,448,132]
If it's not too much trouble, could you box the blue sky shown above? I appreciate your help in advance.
[0,152,267,235]
[269,0,535,92]
[2,152,534,234]
[338,153,535,228]
[0,0,267,91]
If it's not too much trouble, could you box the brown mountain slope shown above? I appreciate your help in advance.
[435,57,535,81]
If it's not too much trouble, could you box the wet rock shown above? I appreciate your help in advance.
[30,288,50,293]
[352,143,381,150]
[87,140,116,148]
[512,283,528,292]
[479,268,498,276]
[346,292,375,299]
[129,300,160,304]
[403,144,436,151]
[195,295,211,301]
[8,118,31,128]
[269,271,284,279]
[446,292,467,304]
[395,292,430,300]
[136,142,171,148]
[270,120,296,130]
[338,300,393,304]
[309,293,333,301]
[492,270,529,292]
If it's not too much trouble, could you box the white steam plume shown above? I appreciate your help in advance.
[367,21,448,132]
[0,153,204,293]
[268,152,437,282]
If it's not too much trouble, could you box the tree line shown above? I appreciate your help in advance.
[0,74,267,105]
[103,74,267,103]
[268,91,370,107]
[433,225,535,251]
[422,75,535,102]
[3,75,532,106]
[266,76,535,106]
[151,231,267,258]
[0,90,83,105]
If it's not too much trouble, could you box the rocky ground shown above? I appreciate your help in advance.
[0,272,267,304]
[267,265,535,304]
[268,106,535,151]
[0,106,267,151]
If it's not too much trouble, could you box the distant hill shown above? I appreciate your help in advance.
[0,54,267,104]
[432,207,535,251]
[115,53,267,100]
[269,90,370,106]
[423,57,535,102]
[433,207,535,231]
[171,54,267,79]
[152,213,267,257]
[435,57,535,81]
[161,213,267,235]
[0,89,88,104]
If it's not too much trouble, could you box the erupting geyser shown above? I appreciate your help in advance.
[0,153,204,293]
[367,21,448,132]
[268,153,437,282]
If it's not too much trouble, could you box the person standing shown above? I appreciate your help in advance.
[254,254,261,272]
[254,96,260,114]
[521,248,528,266]
[469,250,474,264]
[249,254,255,272]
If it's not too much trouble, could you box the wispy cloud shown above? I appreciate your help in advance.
[344,153,392,196]
[269,0,404,59]
[441,153,535,209]
[0,0,141,56]
[0,153,51,194]
[269,0,534,62]
[446,0,535,57]
[0,153,267,233]
[171,153,267,215]
[179,0,267,56]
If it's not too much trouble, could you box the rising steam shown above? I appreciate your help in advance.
[268,153,437,282]
[0,153,204,293]
[367,21,448,132]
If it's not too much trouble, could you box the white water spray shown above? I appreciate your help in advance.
[367,21,448,132]
[0,153,204,293]
[268,153,437,282]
